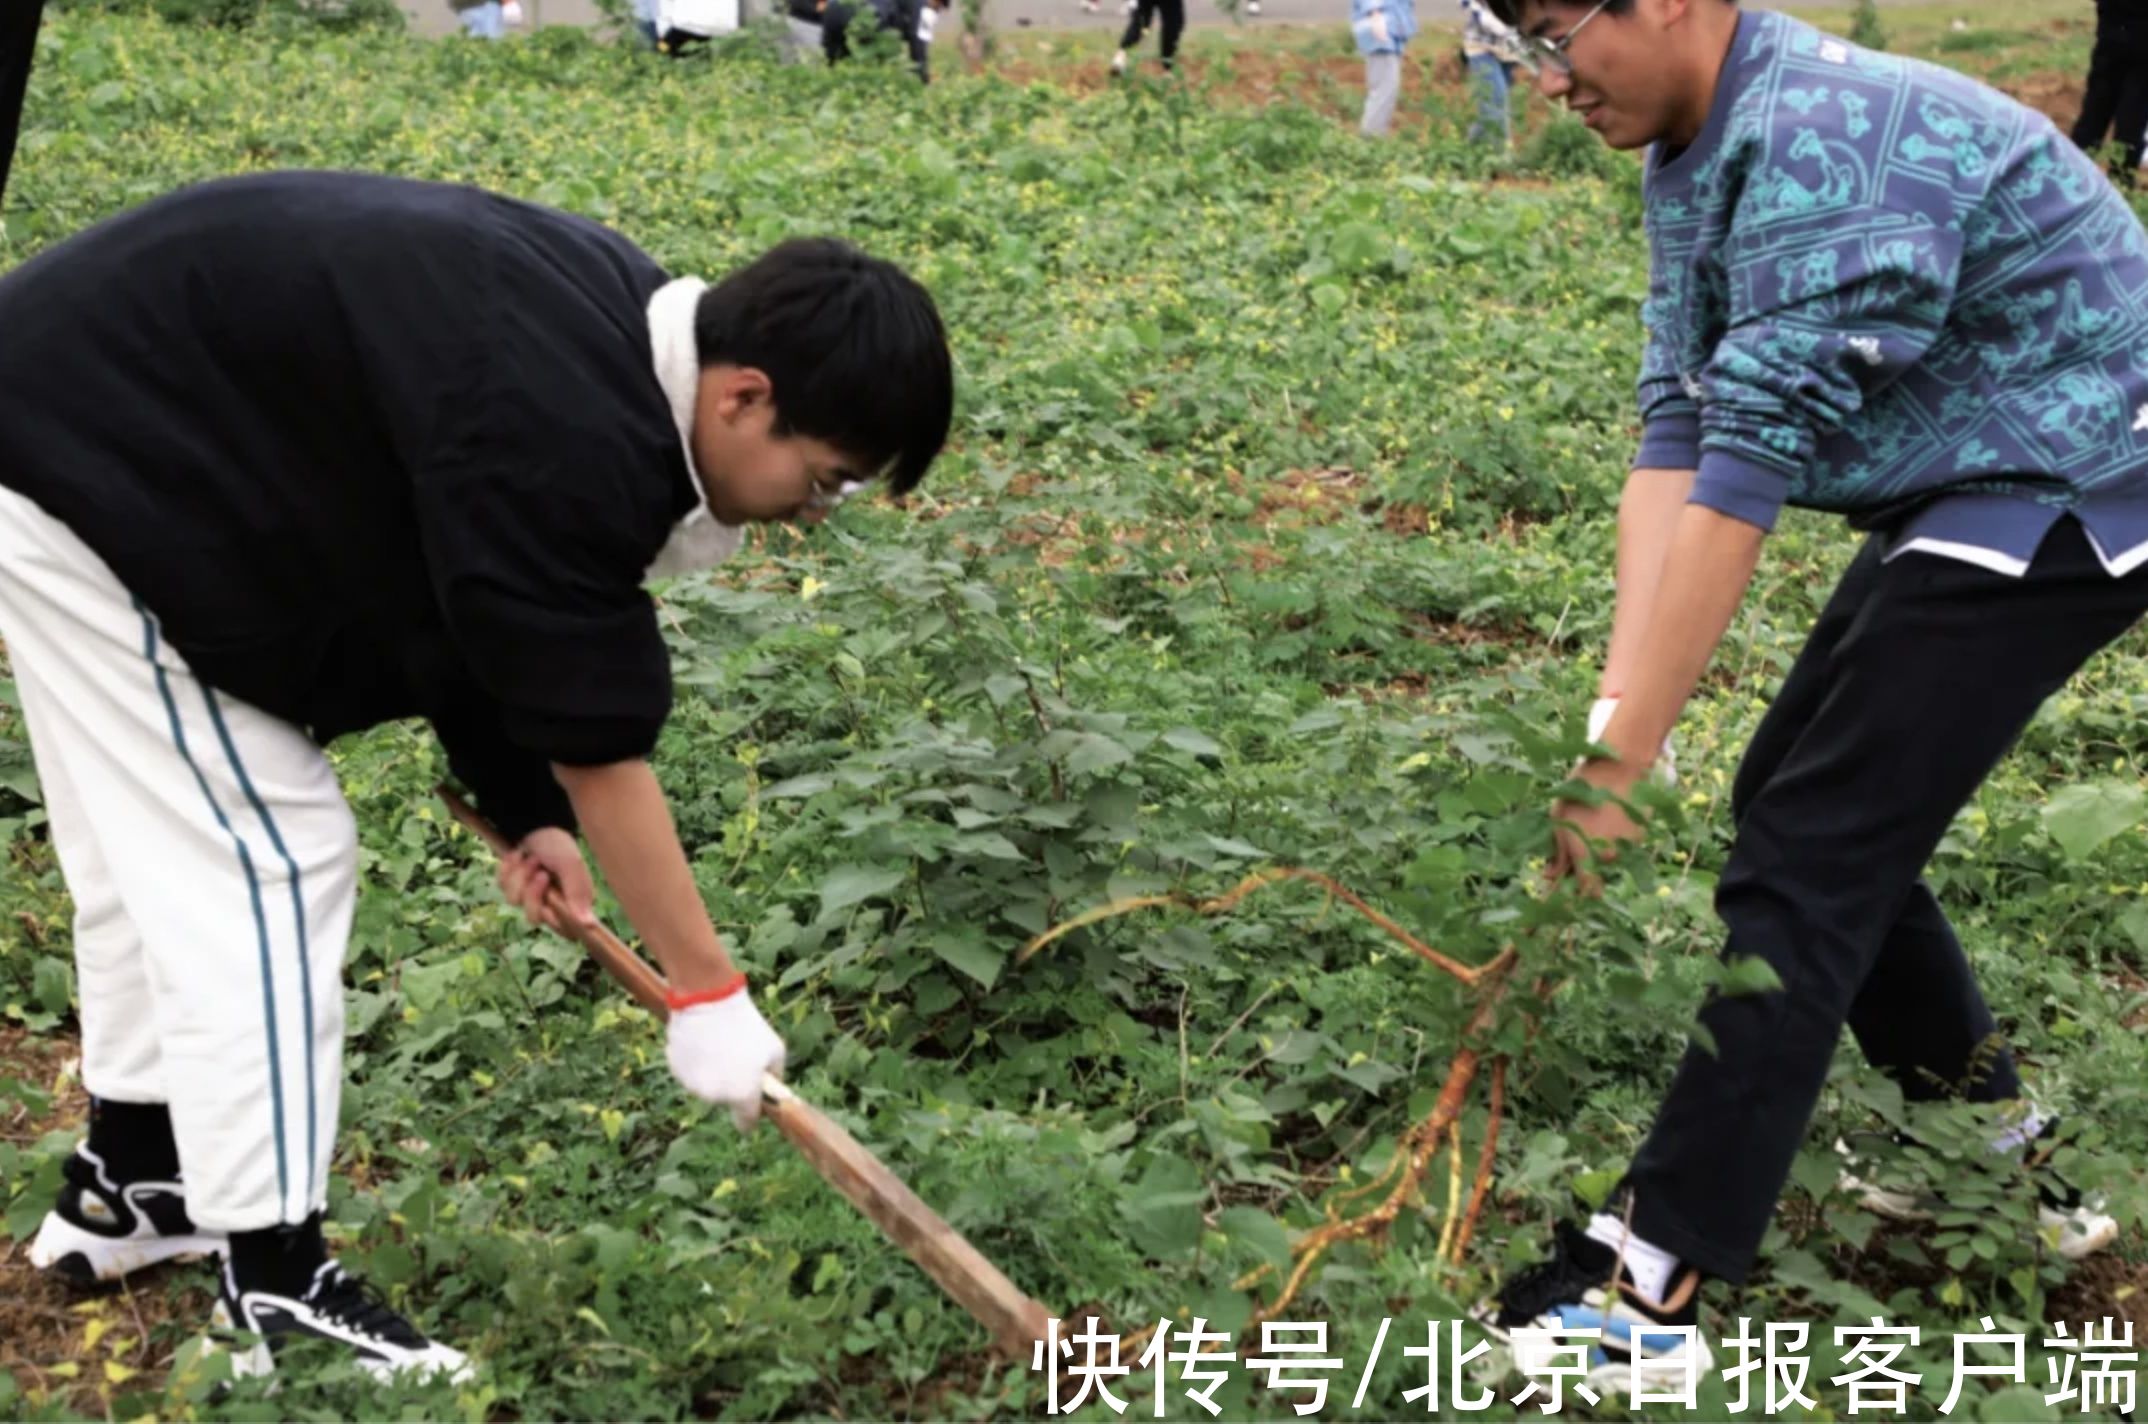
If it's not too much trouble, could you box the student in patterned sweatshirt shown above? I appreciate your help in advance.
[1474,0,2138,1392]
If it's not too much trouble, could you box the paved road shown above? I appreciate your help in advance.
[402,0,1932,40]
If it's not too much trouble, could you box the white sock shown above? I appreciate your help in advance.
[1586,1213,1681,1304]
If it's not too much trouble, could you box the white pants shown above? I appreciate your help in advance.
[1361,52,1401,137]
[0,485,354,1231]
[784,14,823,59]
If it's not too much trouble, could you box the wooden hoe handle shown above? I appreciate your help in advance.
[437,785,1055,1360]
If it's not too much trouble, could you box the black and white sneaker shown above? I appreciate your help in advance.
[210,1258,473,1385]
[26,1146,225,1285]
[1474,1222,1714,1395]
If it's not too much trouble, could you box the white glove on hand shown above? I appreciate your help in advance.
[667,990,787,1130]
[1368,9,1390,44]
[1587,696,1678,787]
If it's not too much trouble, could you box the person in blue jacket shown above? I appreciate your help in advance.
[1350,0,1415,137]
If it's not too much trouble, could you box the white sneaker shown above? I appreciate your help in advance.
[2039,1202,2120,1261]
[1834,1138,1932,1222]
[209,1259,474,1385]
[26,1146,224,1285]
[1835,1137,2119,1261]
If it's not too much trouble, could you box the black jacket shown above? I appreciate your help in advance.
[0,1,42,208]
[823,0,928,75]
[0,172,700,840]
[2095,0,2148,50]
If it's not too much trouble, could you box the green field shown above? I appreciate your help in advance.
[2,2,2145,1419]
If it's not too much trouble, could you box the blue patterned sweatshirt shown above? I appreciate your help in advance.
[1637,9,2148,576]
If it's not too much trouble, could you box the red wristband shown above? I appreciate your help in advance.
[666,973,748,1013]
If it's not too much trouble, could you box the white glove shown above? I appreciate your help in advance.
[1587,696,1677,786]
[666,988,787,1130]
[502,0,525,21]
[1368,9,1390,44]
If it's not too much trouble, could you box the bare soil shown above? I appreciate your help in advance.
[0,1026,213,1414]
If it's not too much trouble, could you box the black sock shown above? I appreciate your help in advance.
[85,1097,181,1183]
[226,1214,329,1298]
[2027,1114,2084,1211]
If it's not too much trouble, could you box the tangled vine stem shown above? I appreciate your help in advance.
[1454,1056,1507,1265]
[1015,866,1493,985]
[1019,868,1526,1351]
[1247,963,1512,1328]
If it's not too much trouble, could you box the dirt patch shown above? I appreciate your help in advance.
[996,43,2104,158]
[0,1028,211,1413]
[985,46,1530,141]
[0,1257,209,1416]
[2003,69,2087,132]
[1243,467,1438,541]
[2115,964,2148,1032]
[1251,466,1364,530]
[992,48,1368,110]
[1176,51,1369,114]
[1404,610,1522,651]
[1822,1207,2145,1349]
[1002,510,1155,568]
[1380,501,1433,538]
[1325,671,1435,704]
[0,1022,82,1142]
[2049,1250,2148,1344]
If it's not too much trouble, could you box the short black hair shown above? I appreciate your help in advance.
[1486,0,1623,27]
[695,237,953,497]
[1486,0,1727,27]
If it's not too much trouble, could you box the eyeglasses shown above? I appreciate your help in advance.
[802,477,870,516]
[1514,0,1613,76]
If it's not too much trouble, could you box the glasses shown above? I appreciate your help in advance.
[1514,0,1613,76]
[802,477,870,516]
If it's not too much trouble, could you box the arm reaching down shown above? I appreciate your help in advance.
[1555,504,1764,880]
[554,758,786,1127]
[1602,465,1698,700]
[552,759,735,992]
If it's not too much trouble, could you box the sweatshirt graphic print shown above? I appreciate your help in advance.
[1638,10,2148,565]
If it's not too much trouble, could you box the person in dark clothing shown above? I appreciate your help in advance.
[4,171,952,1384]
[821,0,929,76]
[912,0,951,83]
[784,0,827,59]
[0,0,44,211]
[1110,0,1183,75]
[2072,0,2148,181]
